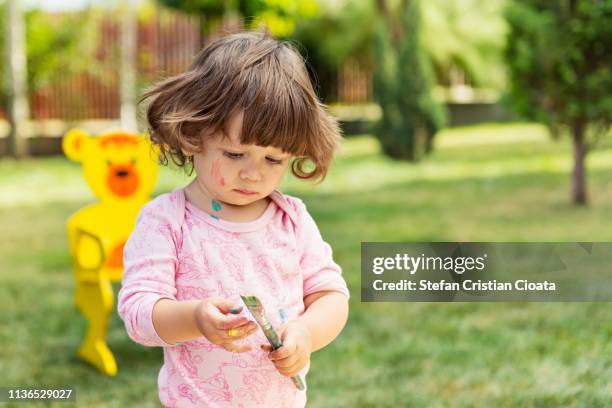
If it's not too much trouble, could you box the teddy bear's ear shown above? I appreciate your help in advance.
[62,128,90,162]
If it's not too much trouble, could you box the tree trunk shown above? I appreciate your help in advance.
[6,0,30,158]
[571,121,587,205]
[120,0,137,132]
[375,0,407,51]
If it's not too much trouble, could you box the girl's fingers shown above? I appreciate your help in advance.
[200,305,247,331]
[210,297,243,315]
[225,320,257,333]
[271,354,298,369]
[217,315,249,330]
[277,360,305,377]
[205,298,250,330]
[223,342,253,353]
[259,344,305,376]
[268,341,296,361]
[221,323,258,341]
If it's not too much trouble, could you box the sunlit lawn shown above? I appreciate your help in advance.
[1,123,611,407]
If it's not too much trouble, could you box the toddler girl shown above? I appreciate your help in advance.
[117,29,350,408]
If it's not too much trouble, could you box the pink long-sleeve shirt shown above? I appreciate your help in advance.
[117,188,349,408]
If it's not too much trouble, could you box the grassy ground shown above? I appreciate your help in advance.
[1,123,611,407]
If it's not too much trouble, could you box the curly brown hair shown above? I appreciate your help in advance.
[139,28,342,181]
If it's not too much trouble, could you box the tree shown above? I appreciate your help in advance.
[372,0,446,161]
[505,0,612,205]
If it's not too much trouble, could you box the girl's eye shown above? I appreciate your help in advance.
[266,157,283,165]
[223,151,244,159]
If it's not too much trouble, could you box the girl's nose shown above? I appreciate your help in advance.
[239,163,262,182]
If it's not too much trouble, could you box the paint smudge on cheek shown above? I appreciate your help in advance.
[210,159,224,188]
[209,160,217,178]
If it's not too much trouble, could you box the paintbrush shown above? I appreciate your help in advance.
[240,295,306,391]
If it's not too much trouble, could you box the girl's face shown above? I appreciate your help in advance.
[190,111,292,206]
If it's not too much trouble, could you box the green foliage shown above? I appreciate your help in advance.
[290,0,508,93]
[157,0,226,33]
[0,5,98,106]
[505,0,612,137]
[238,0,318,37]
[292,0,377,69]
[372,0,446,161]
[158,0,319,37]
[289,0,378,102]
[421,0,508,89]
[161,0,226,15]
[25,9,99,92]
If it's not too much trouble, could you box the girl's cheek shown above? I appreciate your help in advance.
[210,159,228,188]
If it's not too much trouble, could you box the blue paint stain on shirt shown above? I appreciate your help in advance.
[210,214,219,220]
[279,308,286,323]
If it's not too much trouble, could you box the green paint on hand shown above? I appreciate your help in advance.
[212,199,222,212]
[229,307,242,314]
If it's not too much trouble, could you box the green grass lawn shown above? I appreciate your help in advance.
[1,123,611,407]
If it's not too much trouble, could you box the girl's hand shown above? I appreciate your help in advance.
[194,297,258,353]
[262,321,312,377]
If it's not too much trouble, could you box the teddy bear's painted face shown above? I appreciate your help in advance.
[63,130,158,203]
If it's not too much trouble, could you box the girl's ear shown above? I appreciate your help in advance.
[63,128,90,162]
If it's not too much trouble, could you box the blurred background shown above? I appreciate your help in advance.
[1,0,611,406]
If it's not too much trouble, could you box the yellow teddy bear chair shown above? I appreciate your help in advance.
[63,128,159,376]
